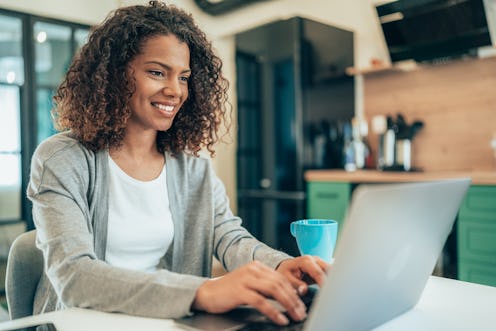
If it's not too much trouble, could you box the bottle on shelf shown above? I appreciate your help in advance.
[342,122,356,171]
[372,115,387,170]
[343,117,371,171]
[383,115,397,169]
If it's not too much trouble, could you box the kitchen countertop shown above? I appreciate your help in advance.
[304,169,496,185]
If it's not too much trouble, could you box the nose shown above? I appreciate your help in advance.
[162,78,182,98]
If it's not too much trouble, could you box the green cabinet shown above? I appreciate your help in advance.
[458,185,496,286]
[307,180,496,287]
[306,181,352,236]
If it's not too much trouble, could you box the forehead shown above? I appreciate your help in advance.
[134,34,190,66]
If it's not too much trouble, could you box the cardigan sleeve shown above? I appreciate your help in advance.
[28,140,207,319]
[209,163,293,271]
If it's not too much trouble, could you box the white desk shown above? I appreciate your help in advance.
[0,276,495,331]
[374,276,496,330]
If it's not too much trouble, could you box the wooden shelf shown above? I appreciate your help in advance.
[304,169,496,185]
[346,60,419,76]
[346,54,496,76]
[345,65,393,76]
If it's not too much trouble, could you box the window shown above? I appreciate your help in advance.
[0,14,23,222]
[34,21,73,144]
[0,9,90,229]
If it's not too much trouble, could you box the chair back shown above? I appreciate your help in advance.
[5,230,43,320]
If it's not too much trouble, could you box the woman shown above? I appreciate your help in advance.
[27,1,328,325]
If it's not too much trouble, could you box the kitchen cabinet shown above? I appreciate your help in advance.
[306,181,352,236]
[457,185,496,287]
[305,169,496,286]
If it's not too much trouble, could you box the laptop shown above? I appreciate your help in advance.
[176,178,471,331]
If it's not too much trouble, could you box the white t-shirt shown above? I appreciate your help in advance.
[106,157,174,273]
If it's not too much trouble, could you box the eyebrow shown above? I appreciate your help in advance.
[144,60,191,74]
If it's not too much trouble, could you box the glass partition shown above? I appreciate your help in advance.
[34,21,72,143]
[32,23,89,144]
[0,14,24,85]
[74,28,89,50]
[0,14,23,222]
[0,85,22,221]
[0,10,91,297]
[0,9,90,229]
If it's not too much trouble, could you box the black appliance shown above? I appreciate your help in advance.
[235,17,354,256]
[376,0,492,63]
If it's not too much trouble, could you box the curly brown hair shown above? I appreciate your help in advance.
[53,0,230,156]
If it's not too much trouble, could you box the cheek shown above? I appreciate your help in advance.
[181,87,189,103]
[129,93,143,108]
[128,88,148,112]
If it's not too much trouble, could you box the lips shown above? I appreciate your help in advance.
[151,102,175,112]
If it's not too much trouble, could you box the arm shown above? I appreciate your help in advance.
[28,143,206,319]
[191,165,309,325]
[209,166,328,288]
[210,171,291,271]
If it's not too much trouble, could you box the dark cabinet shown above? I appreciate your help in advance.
[235,17,354,256]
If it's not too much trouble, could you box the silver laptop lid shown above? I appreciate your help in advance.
[305,178,471,331]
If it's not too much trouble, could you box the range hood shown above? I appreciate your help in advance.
[375,0,494,63]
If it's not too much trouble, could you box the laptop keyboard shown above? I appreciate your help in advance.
[237,286,317,331]
[237,319,305,331]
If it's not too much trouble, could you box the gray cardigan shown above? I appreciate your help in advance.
[27,132,291,319]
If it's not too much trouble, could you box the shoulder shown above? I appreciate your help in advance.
[33,131,96,167]
[29,132,102,191]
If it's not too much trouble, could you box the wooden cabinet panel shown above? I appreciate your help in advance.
[364,57,496,172]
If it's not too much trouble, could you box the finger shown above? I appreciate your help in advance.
[243,262,307,321]
[299,258,328,287]
[242,262,303,310]
[244,292,290,326]
[253,276,307,322]
[299,255,329,272]
[314,256,331,271]
[277,257,313,291]
[284,273,308,295]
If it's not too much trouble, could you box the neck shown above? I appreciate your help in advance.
[109,129,165,181]
[111,127,160,161]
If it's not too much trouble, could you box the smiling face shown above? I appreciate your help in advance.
[126,34,191,134]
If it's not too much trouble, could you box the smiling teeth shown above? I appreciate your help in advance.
[154,103,174,112]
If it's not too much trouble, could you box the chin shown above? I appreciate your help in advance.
[156,119,175,132]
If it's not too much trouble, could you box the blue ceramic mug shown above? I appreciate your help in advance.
[290,219,338,263]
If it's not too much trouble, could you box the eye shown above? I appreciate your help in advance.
[179,75,190,82]
[148,70,164,77]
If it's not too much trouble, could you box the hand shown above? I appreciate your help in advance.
[192,261,307,325]
[276,256,330,295]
